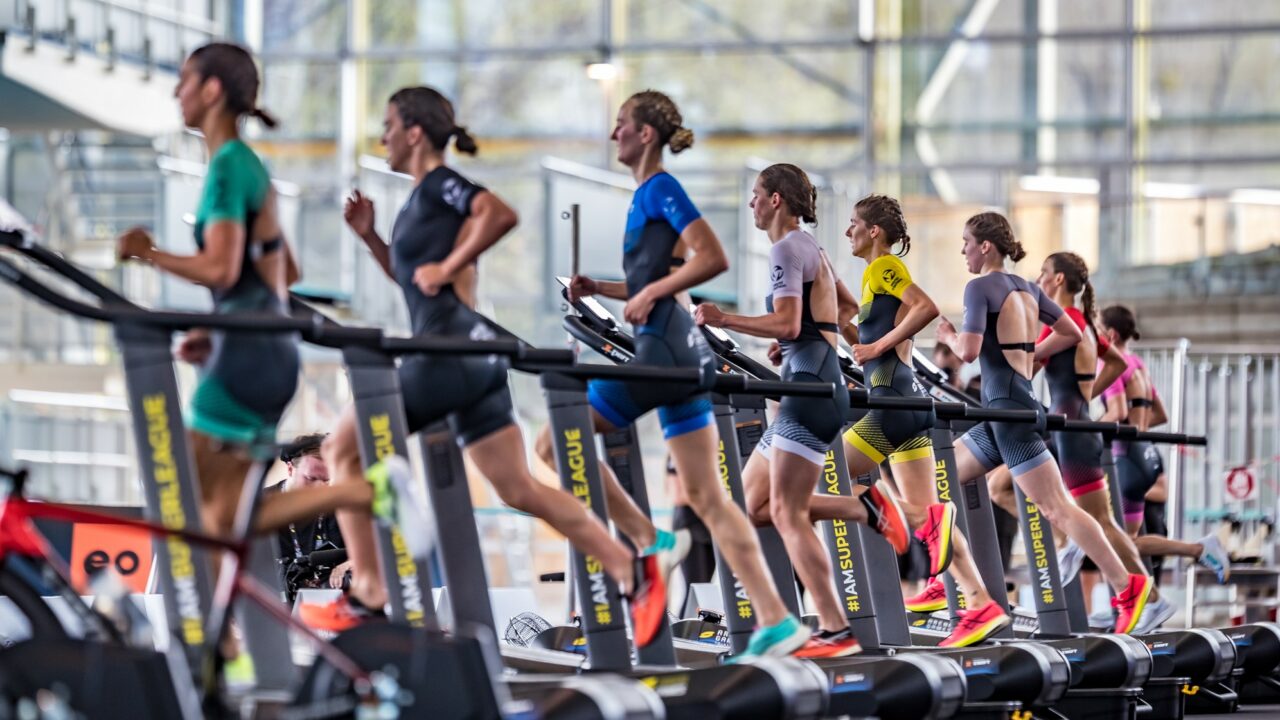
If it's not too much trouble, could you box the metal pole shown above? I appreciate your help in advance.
[1168,338,1189,543]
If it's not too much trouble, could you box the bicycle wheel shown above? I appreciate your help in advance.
[0,560,69,642]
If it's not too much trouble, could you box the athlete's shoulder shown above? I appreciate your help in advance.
[867,254,912,295]
[1063,306,1088,330]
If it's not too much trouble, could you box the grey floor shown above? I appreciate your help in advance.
[1193,705,1280,719]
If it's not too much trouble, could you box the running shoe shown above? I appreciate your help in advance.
[1111,573,1154,634]
[367,455,435,560]
[1057,540,1085,586]
[629,555,667,648]
[299,594,386,633]
[1132,594,1176,635]
[642,528,692,577]
[728,615,811,663]
[1197,534,1231,584]
[905,577,948,614]
[793,627,863,659]
[939,600,1011,648]
[861,483,910,555]
[1089,606,1115,629]
[915,502,956,576]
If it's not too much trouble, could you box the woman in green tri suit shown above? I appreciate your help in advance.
[117,43,374,537]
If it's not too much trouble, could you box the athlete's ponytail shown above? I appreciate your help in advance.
[389,86,479,155]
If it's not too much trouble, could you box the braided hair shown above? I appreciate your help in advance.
[854,194,911,256]
[627,90,694,154]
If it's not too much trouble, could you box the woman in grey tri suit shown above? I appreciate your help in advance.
[936,212,1153,635]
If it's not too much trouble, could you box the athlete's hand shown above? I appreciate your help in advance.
[175,328,212,365]
[767,341,783,366]
[851,342,884,365]
[692,302,725,328]
[343,190,376,239]
[566,275,597,302]
[624,286,657,326]
[413,263,450,296]
[329,560,353,589]
[116,227,155,262]
[937,317,958,346]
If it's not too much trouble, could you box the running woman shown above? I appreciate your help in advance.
[936,212,1153,634]
[839,195,1010,647]
[116,43,373,538]
[1098,305,1229,629]
[556,91,810,658]
[304,87,661,638]
[694,164,863,657]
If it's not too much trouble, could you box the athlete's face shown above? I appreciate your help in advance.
[287,455,330,490]
[749,178,778,230]
[611,103,648,168]
[961,226,986,274]
[1036,260,1063,295]
[175,58,216,129]
[846,208,876,259]
[381,103,414,173]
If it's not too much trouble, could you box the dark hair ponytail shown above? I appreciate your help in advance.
[189,42,276,129]
[1100,304,1141,342]
[854,194,911,256]
[1047,251,1098,336]
[965,211,1025,262]
[759,163,818,225]
[389,86,478,155]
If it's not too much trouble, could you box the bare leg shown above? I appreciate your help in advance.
[534,413,656,548]
[1013,462,1132,592]
[255,481,372,534]
[672,426,790,627]
[764,449,847,632]
[1080,570,1100,614]
[1077,488,1159,600]
[467,424,635,589]
[893,453,993,608]
[323,407,386,608]
[990,464,1066,547]
[191,431,254,536]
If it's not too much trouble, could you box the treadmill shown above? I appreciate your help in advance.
[910,353,1236,720]
[0,228,663,720]
[690,322,1075,720]
[558,281,968,720]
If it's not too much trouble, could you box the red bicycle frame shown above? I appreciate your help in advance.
[0,481,370,684]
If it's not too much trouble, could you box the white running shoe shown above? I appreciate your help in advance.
[1197,534,1231,584]
[1089,606,1115,629]
[1057,540,1085,586]
[1133,595,1176,635]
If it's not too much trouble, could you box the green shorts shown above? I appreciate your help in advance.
[189,376,280,461]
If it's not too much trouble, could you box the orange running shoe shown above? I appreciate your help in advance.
[915,502,956,577]
[905,577,948,614]
[939,600,1010,648]
[299,594,383,632]
[1112,573,1154,634]
[861,482,910,555]
[629,555,667,648]
[792,628,863,659]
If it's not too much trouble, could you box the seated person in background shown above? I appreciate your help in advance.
[269,434,350,600]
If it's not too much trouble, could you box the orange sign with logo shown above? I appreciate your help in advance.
[70,523,154,593]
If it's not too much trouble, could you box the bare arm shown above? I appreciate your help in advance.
[1149,384,1169,428]
[696,296,802,340]
[130,222,244,289]
[865,284,938,357]
[1093,343,1128,401]
[1033,313,1084,362]
[1100,392,1128,423]
[437,191,517,278]
[937,318,982,364]
[835,278,859,330]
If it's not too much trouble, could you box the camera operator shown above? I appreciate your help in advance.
[269,433,349,601]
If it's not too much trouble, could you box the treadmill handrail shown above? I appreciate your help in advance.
[0,229,132,305]
[0,254,571,361]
